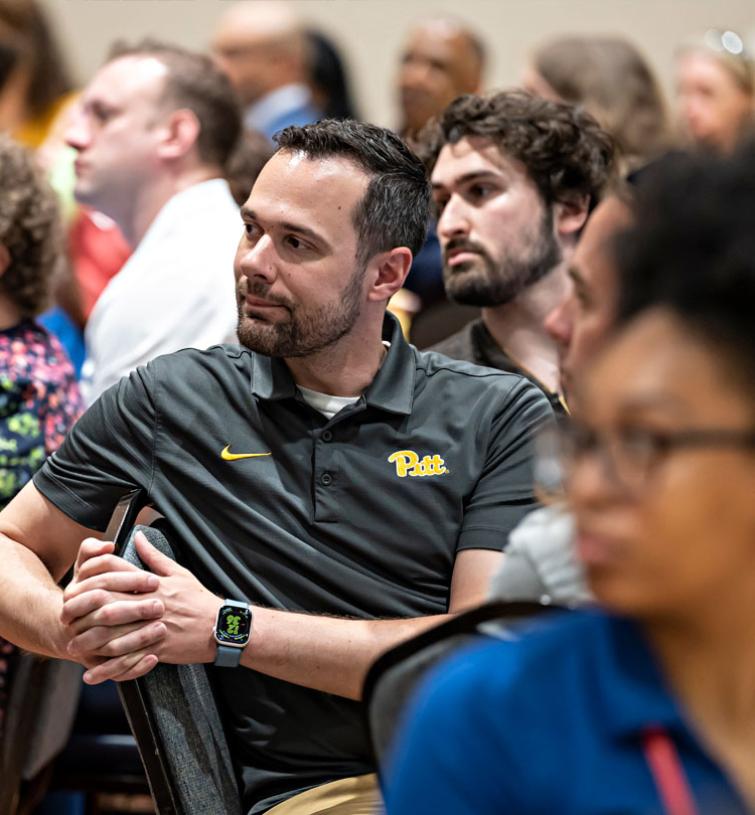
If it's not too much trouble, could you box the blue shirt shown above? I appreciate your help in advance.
[385,609,748,815]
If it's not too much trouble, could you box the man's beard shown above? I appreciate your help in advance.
[236,265,365,358]
[442,210,561,307]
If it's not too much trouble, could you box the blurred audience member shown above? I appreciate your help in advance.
[306,28,359,120]
[676,29,754,153]
[225,128,274,206]
[386,144,755,815]
[524,35,671,173]
[396,17,486,310]
[66,40,241,404]
[489,190,635,605]
[423,91,613,409]
[0,0,74,148]
[213,1,321,141]
[0,135,82,737]
[397,17,484,140]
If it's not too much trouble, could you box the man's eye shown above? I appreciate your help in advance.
[285,235,303,250]
[469,184,492,200]
[433,198,448,215]
[575,287,591,310]
[243,223,260,240]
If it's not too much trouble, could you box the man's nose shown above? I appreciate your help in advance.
[237,232,278,284]
[545,293,575,351]
[65,109,91,152]
[437,195,470,240]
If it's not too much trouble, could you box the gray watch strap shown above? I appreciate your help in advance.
[215,644,243,668]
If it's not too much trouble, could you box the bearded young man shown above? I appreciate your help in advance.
[0,120,551,815]
[426,91,614,409]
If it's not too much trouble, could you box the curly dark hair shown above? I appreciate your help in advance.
[0,135,62,316]
[418,90,615,207]
[275,119,430,265]
[615,144,755,400]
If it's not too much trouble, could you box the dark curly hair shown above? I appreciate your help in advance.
[0,135,62,316]
[275,119,430,265]
[615,144,755,400]
[418,90,615,208]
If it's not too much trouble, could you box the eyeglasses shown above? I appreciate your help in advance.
[537,419,755,496]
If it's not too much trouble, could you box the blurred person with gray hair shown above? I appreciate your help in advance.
[213,1,321,141]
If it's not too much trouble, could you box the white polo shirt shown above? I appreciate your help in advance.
[81,179,240,404]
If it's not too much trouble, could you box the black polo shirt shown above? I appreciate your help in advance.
[34,315,551,813]
[431,318,568,415]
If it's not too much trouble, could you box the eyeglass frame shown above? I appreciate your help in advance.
[537,419,755,496]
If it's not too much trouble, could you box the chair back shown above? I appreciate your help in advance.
[363,600,565,774]
[109,493,243,815]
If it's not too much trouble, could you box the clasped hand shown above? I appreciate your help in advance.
[61,532,222,684]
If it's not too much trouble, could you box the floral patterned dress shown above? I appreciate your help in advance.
[0,320,83,738]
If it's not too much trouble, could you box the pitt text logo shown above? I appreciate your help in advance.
[388,450,449,478]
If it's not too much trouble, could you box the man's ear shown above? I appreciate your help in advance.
[156,109,202,162]
[554,195,590,240]
[366,247,413,303]
[0,245,10,278]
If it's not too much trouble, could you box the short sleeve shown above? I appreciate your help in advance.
[384,640,521,815]
[457,378,553,552]
[33,365,158,531]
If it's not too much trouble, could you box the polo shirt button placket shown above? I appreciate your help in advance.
[321,430,333,442]
[320,472,333,486]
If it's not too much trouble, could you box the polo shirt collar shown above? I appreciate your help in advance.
[249,312,415,415]
[250,353,298,401]
[362,312,415,415]
[597,614,687,740]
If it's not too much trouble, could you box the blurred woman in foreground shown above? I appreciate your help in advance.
[386,147,755,813]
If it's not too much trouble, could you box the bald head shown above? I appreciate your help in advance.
[212,1,307,106]
[397,17,485,137]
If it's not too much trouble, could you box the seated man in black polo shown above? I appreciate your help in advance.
[0,120,551,815]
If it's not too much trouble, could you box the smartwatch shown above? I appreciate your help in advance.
[213,599,253,667]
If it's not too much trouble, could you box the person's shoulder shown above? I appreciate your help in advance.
[146,343,250,379]
[428,609,616,707]
[427,324,473,359]
[0,320,76,384]
[414,344,550,411]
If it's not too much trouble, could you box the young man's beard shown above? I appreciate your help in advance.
[443,210,561,307]
[236,265,366,358]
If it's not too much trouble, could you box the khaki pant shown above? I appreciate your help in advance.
[266,774,381,815]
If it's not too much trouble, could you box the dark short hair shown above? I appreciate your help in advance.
[109,39,242,169]
[0,135,62,316]
[615,145,755,400]
[419,90,615,207]
[275,119,430,265]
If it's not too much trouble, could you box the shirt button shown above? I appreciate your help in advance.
[320,472,333,486]
[321,430,333,442]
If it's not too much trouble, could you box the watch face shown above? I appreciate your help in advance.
[216,605,252,645]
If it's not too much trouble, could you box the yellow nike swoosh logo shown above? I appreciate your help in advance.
[220,445,272,461]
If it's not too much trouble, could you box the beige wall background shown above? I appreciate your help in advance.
[44,0,755,128]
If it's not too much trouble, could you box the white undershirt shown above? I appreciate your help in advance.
[297,388,360,420]
[296,341,391,420]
